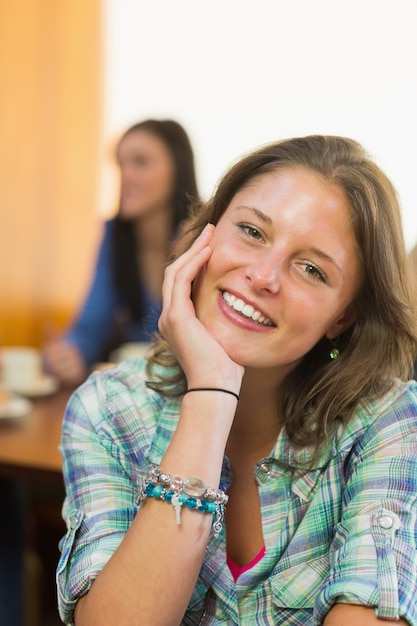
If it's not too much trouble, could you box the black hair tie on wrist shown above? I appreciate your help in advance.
[185,387,240,402]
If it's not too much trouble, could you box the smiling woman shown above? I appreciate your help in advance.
[57,135,417,626]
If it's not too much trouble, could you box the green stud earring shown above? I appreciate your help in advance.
[329,347,340,360]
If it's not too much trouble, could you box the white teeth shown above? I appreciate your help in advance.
[242,304,254,317]
[222,291,273,326]
[234,298,245,312]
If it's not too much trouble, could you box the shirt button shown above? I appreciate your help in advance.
[378,515,394,529]
[259,461,271,475]
[69,511,83,528]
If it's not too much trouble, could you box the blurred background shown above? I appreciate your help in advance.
[0,2,416,624]
[1,0,416,349]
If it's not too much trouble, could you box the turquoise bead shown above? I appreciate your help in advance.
[185,497,197,509]
[145,482,156,495]
[164,489,174,503]
[206,502,216,514]
[152,485,164,497]
[178,493,188,504]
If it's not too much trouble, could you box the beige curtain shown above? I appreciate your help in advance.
[0,0,102,347]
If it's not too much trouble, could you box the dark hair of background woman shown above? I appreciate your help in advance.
[113,119,200,321]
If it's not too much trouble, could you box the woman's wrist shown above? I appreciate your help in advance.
[161,391,236,486]
[179,393,236,440]
[185,369,243,399]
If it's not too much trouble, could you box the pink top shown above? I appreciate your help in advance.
[227,546,266,582]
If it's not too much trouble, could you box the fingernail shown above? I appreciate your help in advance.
[200,223,212,237]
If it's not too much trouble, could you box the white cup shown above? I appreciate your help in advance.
[0,347,43,388]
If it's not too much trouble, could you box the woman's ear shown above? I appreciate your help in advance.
[325,305,357,340]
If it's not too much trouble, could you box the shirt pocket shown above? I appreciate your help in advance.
[270,553,329,609]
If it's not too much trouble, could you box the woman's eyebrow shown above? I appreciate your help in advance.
[234,205,273,225]
[307,247,344,276]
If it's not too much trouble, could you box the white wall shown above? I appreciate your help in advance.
[101,0,417,249]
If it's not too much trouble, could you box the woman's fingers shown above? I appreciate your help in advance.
[160,224,214,322]
[159,224,218,370]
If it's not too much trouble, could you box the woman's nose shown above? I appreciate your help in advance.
[245,255,281,293]
[121,163,138,182]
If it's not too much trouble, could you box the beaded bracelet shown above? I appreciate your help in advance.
[137,465,228,537]
[143,482,225,537]
[144,464,229,505]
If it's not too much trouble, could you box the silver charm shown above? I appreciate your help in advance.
[171,493,183,525]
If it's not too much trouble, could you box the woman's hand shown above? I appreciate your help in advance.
[42,331,87,386]
[159,224,244,392]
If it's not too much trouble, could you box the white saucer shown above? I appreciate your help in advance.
[0,375,59,397]
[0,394,33,419]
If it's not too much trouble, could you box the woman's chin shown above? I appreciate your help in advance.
[216,339,260,368]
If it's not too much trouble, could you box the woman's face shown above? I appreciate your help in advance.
[193,166,362,375]
[116,129,175,220]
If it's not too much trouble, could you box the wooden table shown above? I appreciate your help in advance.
[0,387,74,482]
[0,387,76,624]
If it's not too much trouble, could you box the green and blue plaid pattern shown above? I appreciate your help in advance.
[57,360,417,625]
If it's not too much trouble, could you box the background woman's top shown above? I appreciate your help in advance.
[65,220,160,367]
[57,359,417,626]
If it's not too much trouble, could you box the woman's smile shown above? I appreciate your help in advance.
[220,290,275,328]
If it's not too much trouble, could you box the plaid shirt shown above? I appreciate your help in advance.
[57,359,417,625]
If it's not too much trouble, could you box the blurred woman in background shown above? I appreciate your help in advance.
[42,118,199,385]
